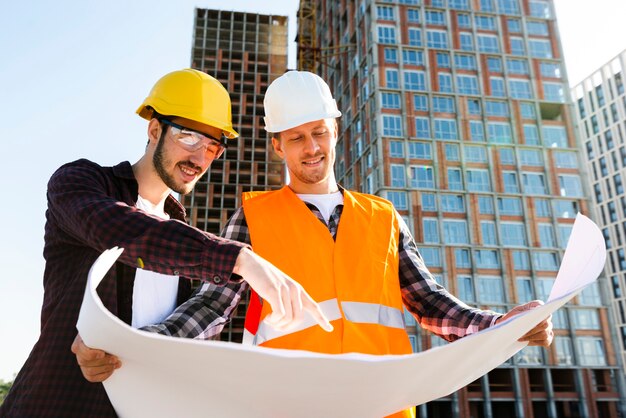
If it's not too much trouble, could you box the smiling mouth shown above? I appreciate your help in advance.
[179,164,200,177]
[302,156,324,166]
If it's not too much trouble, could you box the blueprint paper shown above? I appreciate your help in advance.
[76,214,605,418]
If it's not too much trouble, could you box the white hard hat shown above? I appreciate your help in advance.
[263,71,342,133]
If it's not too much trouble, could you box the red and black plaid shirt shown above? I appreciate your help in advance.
[1,159,246,417]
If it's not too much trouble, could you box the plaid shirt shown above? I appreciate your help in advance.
[1,159,246,418]
[144,194,501,342]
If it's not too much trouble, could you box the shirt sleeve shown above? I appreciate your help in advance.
[141,208,251,337]
[46,160,247,284]
[397,214,502,341]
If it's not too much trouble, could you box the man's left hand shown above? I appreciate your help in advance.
[496,301,554,347]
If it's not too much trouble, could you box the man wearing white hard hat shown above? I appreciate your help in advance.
[80,71,553,418]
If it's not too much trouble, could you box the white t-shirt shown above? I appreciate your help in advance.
[131,195,179,328]
[296,191,344,224]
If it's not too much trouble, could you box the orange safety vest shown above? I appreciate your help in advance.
[242,186,415,418]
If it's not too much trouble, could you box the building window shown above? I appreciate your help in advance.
[383,47,398,63]
[408,141,432,159]
[498,197,523,215]
[443,220,469,244]
[478,276,505,302]
[403,50,424,66]
[576,337,607,366]
[507,18,522,33]
[454,54,477,71]
[383,115,403,137]
[533,251,559,271]
[538,223,556,247]
[467,169,491,191]
[441,194,465,212]
[407,8,420,23]
[427,30,449,49]
[449,0,470,9]
[425,10,446,25]
[436,52,451,68]
[519,149,543,166]
[389,140,405,158]
[445,143,460,161]
[414,94,428,111]
[579,282,602,305]
[520,102,536,120]
[385,69,399,88]
[526,20,549,36]
[523,125,540,145]
[434,118,458,140]
[554,151,577,168]
[422,193,437,211]
[523,172,548,195]
[377,5,395,20]
[485,100,509,116]
[510,37,525,55]
[487,57,503,73]
[387,191,408,210]
[475,15,497,31]
[501,222,527,246]
[456,75,479,95]
[378,26,397,44]
[421,247,442,267]
[553,200,578,218]
[381,92,401,109]
[506,58,529,75]
[543,82,565,102]
[499,148,515,165]
[517,277,534,303]
[509,79,533,99]
[432,96,455,113]
[513,250,530,269]
[391,164,406,187]
[404,71,426,91]
[481,221,497,245]
[529,0,551,18]
[558,175,583,197]
[558,224,573,248]
[415,117,431,139]
[542,126,568,148]
[477,34,499,53]
[497,0,520,15]
[502,171,519,193]
[464,145,487,162]
[535,199,551,217]
[529,39,553,58]
[457,276,475,301]
[480,0,494,11]
[475,250,500,269]
[438,73,453,93]
[555,336,573,365]
[470,121,485,141]
[490,77,506,97]
[459,32,474,51]
[423,218,440,243]
[410,165,435,188]
[457,13,471,28]
[540,61,561,78]
[487,122,513,144]
[479,196,494,214]
[408,28,423,46]
[447,168,463,190]
[516,346,544,365]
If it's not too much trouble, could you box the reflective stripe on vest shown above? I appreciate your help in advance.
[254,298,406,346]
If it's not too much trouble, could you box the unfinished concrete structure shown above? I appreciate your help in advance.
[182,8,288,342]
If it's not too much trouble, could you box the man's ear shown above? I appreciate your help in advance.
[147,118,162,145]
[271,137,284,159]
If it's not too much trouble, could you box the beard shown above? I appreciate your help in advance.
[153,137,200,195]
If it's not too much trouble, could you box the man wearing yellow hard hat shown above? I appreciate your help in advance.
[0,69,331,417]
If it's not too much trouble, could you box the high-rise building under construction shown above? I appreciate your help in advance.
[297,0,624,417]
[183,8,288,342]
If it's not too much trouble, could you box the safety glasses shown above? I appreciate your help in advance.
[160,119,227,159]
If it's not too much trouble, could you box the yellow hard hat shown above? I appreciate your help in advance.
[136,69,238,139]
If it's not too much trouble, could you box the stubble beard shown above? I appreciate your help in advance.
[153,137,196,195]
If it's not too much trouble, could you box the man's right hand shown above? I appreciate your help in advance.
[233,247,333,332]
[71,334,121,382]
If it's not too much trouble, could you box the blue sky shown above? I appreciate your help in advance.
[0,0,624,381]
